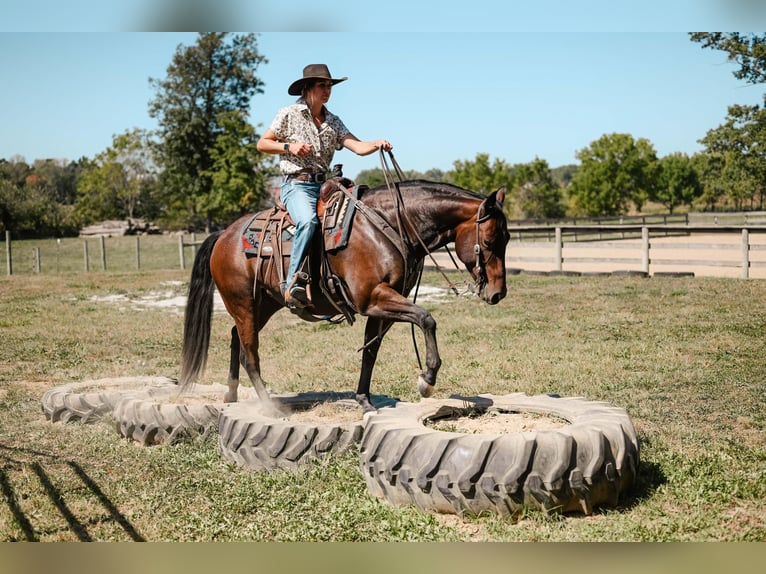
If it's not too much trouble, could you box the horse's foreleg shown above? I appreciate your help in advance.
[415,312,440,398]
[356,318,391,412]
[224,325,241,403]
[364,286,442,400]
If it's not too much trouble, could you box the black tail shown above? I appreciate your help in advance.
[179,231,223,390]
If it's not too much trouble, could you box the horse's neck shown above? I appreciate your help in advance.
[367,183,479,251]
[405,193,479,252]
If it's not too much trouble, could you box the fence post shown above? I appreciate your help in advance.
[179,235,186,270]
[5,230,11,276]
[83,240,90,272]
[135,236,141,270]
[642,227,649,274]
[99,235,107,271]
[33,247,41,273]
[742,229,750,279]
[555,227,563,271]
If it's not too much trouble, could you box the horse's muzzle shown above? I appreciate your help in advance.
[481,284,506,305]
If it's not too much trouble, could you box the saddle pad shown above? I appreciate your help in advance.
[240,211,295,258]
[322,184,365,252]
[239,183,366,258]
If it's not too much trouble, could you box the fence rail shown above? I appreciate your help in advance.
[5,222,766,279]
[485,225,766,279]
[2,231,211,275]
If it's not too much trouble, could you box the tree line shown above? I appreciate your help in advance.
[2,33,765,239]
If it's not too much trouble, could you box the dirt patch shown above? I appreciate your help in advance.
[430,409,569,434]
[287,400,362,423]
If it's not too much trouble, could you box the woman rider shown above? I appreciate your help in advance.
[257,63,392,309]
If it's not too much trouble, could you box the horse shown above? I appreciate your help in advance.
[179,179,510,413]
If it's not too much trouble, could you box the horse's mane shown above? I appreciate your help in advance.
[364,179,487,203]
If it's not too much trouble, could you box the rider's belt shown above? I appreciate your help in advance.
[284,172,327,183]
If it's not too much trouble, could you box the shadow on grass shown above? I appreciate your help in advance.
[0,442,145,541]
[622,459,667,511]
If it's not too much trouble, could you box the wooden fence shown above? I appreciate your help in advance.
[482,225,766,279]
[5,223,766,279]
[2,231,204,275]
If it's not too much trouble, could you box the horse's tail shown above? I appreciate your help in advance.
[179,231,223,391]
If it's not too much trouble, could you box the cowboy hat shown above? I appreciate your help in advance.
[288,64,348,96]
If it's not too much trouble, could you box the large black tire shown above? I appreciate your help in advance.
[113,383,260,446]
[41,376,178,424]
[218,392,398,471]
[359,393,639,518]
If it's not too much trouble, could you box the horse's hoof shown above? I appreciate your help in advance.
[223,392,237,403]
[417,376,435,398]
[356,394,377,413]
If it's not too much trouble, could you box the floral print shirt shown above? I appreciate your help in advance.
[268,98,351,175]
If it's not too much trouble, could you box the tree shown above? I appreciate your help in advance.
[0,156,80,237]
[354,167,446,188]
[690,33,766,86]
[512,158,565,219]
[698,104,766,210]
[200,110,272,222]
[149,33,267,231]
[568,133,658,216]
[652,153,703,213]
[449,153,512,195]
[76,129,157,224]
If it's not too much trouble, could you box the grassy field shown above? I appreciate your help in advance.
[0,268,764,542]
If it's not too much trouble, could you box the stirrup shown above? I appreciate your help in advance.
[285,271,310,308]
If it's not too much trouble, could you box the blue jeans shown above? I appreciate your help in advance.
[281,179,321,290]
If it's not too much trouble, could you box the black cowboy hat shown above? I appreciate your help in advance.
[288,64,348,96]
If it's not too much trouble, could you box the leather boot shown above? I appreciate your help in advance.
[285,271,310,308]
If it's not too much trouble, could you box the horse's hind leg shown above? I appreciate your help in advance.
[224,326,241,403]
[355,317,392,412]
[232,294,282,403]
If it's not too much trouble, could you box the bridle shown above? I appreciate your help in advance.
[472,209,495,294]
[353,150,498,367]
[379,150,490,297]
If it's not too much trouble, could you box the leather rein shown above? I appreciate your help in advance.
[377,149,489,297]
[338,150,490,363]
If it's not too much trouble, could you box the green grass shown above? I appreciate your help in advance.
[1,234,196,274]
[0,270,765,541]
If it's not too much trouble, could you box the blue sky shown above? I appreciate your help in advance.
[1,29,764,178]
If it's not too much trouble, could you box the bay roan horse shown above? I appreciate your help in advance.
[179,180,510,412]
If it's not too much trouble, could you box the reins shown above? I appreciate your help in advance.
[335,151,491,368]
[373,150,487,368]
[379,150,462,296]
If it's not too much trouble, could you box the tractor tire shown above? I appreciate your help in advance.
[41,376,178,424]
[359,393,639,518]
[218,391,398,471]
[113,383,259,446]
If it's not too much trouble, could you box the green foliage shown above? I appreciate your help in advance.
[652,152,703,213]
[698,104,766,210]
[690,33,766,86]
[450,152,512,195]
[354,167,448,188]
[200,110,275,223]
[568,133,658,216]
[75,128,158,224]
[148,33,267,231]
[512,157,566,219]
[0,157,82,237]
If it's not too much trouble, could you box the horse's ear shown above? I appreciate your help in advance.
[494,187,506,207]
[485,187,505,211]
